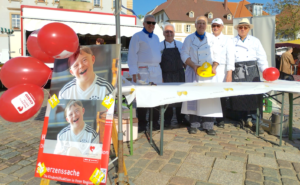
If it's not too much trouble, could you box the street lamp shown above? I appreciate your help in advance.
[1,27,14,59]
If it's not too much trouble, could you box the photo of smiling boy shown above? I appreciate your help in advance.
[54,100,101,158]
[58,46,114,100]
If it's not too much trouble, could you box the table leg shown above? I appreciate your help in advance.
[256,107,259,137]
[160,105,164,156]
[129,103,133,155]
[150,108,153,144]
[279,93,285,146]
[289,93,293,140]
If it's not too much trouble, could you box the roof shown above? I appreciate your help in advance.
[150,0,233,24]
[227,0,269,18]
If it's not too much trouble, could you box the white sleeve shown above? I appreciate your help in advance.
[160,41,165,56]
[54,134,63,154]
[256,39,269,72]
[128,34,140,76]
[226,38,235,71]
[180,36,192,64]
[176,41,183,54]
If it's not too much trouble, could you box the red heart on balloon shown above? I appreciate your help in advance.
[0,57,52,88]
[0,84,44,122]
[38,22,79,59]
[263,67,280,81]
[27,30,55,63]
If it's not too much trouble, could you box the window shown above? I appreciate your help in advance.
[208,12,213,19]
[205,25,211,33]
[189,11,194,18]
[175,24,182,33]
[113,0,115,8]
[186,25,191,32]
[227,26,233,35]
[11,14,20,30]
[161,14,163,22]
[222,26,226,34]
[94,0,100,6]
[191,24,196,32]
[227,14,232,20]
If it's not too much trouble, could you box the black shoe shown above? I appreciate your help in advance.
[189,127,197,134]
[217,121,225,128]
[206,129,216,136]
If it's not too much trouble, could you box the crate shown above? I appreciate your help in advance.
[263,98,272,113]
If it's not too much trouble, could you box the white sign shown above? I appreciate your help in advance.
[11,92,35,114]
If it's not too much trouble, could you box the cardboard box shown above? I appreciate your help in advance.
[112,116,138,143]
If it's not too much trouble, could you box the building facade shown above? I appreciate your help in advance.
[0,0,133,62]
[148,0,266,42]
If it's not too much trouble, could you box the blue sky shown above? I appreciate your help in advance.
[132,0,274,16]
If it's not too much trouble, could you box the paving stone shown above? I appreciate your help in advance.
[142,152,158,159]
[169,158,181,164]
[195,181,217,185]
[1,151,21,160]
[256,149,274,154]
[205,152,225,159]
[169,176,194,185]
[263,181,280,185]
[275,151,300,163]
[277,160,292,168]
[26,154,38,162]
[229,141,245,145]
[12,166,35,177]
[244,180,261,185]
[279,168,296,178]
[292,162,300,173]
[213,158,244,173]
[134,148,149,155]
[247,164,262,172]
[153,133,175,142]
[265,153,275,158]
[211,148,229,154]
[204,143,223,149]
[226,155,247,163]
[160,164,179,175]
[7,156,24,164]
[0,176,18,184]
[134,170,172,185]
[126,154,142,161]
[188,141,203,145]
[19,170,35,181]
[0,163,8,171]
[147,160,165,171]
[208,169,244,185]
[184,153,215,167]
[281,178,299,185]
[248,155,278,168]
[230,152,248,159]
[246,150,265,157]
[246,171,263,182]
[263,168,279,178]
[219,142,237,148]
[128,167,143,178]
[297,174,300,181]
[0,165,22,175]
[134,159,151,168]
[176,163,211,181]
[165,141,192,151]
[7,180,25,185]
[264,176,280,183]
[125,159,136,169]
[0,148,13,156]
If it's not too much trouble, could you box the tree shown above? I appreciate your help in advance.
[138,15,144,19]
[264,0,300,40]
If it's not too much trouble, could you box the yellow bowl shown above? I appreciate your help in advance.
[197,62,215,78]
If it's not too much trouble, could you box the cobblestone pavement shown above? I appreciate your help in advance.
[1,90,300,185]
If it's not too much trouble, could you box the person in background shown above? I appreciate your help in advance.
[296,53,300,75]
[210,18,235,128]
[229,18,269,133]
[181,16,222,135]
[96,38,104,45]
[127,14,162,132]
[280,47,295,75]
[159,23,189,128]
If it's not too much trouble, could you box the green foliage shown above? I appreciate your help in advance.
[264,0,300,40]
[138,15,144,19]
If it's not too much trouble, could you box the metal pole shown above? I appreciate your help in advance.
[8,34,11,59]
[289,93,293,140]
[115,0,125,184]
[279,93,284,146]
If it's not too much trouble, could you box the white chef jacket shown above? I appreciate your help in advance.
[159,40,183,55]
[213,33,235,82]
[180,32,222,117]
[232,35,268,72]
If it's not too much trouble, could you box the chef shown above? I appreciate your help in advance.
[211,18,235,128]
[128,14,162,132]
[229,18,268,133]
[159,23,188,128]
[181,16,222,135]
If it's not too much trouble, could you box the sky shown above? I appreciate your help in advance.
[132,0,274,16]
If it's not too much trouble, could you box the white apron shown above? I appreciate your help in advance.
[181,33,222,117]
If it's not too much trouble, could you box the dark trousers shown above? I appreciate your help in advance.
[137,107,159,130]
[164,107,185,125]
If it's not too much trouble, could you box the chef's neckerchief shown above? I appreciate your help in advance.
[143,28,153,38]
[195,31,206,40]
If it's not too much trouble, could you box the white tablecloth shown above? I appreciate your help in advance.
[122,80,300,108]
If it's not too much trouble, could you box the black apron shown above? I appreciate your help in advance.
[229,61,262,111]
[160,40,185,107]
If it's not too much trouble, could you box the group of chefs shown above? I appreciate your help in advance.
[127,15,269,136]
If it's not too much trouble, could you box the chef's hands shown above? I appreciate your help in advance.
[225,70,232,82]
[212,62,219,75]
[132,74,141,83]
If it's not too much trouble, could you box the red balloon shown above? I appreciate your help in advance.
[263,67,280,81]
[0,57,51,88]
[0,84,44,122]
[27,30,55,63]
[38,22,79,59]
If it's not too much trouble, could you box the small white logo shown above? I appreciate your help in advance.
[11,92,35,114]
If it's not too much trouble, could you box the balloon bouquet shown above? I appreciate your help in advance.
[0,23,79,122]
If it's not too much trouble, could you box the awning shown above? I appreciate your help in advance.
[23,18,143,37]
[275,39,300,49]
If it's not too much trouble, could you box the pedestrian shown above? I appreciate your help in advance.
[279,47,295,77]
[96,38,104,45]
[210,18,235,128]
[159,23,189,128]
[181,16,222,135]
[127,14,162,132]
[228,18,269,133]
